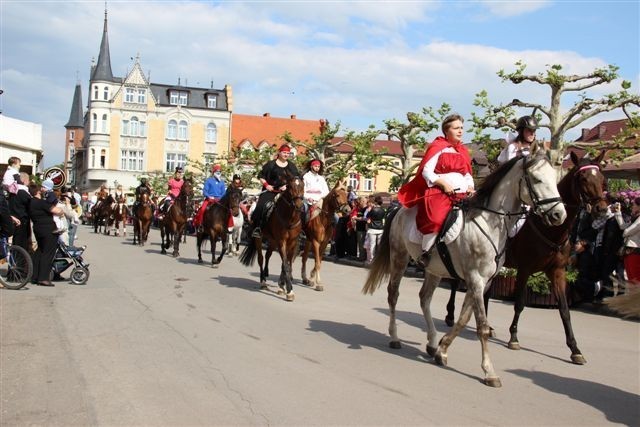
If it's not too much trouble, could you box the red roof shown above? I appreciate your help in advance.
[575,119,629,142]
[332,137,424,157]
[231,113,326,150]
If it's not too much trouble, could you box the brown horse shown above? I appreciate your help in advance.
[445,151,607,364]
[112,196,128,237]
[160,178,194,257]
[92,194,114,234]
[133,193,153,246]
[301,180,351,291]
[239,175,305,301]
[196,187,243,266]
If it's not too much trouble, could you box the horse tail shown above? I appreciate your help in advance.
[362,206,399,295]
[239,237,257,266]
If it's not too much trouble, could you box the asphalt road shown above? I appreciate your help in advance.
[1,224,639,426]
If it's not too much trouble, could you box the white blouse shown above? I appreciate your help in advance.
[422,147,474,193]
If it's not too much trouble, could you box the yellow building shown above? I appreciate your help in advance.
[70,11,232,192]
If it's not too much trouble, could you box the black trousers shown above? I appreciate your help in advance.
[251,191,277,227]
[12,218,32,253]
[32,230,58,282]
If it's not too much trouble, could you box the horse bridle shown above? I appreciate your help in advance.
[519,156,563,218]
[574,164,606,208]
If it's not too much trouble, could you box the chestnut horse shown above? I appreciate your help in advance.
[112,196,128,237]
[445,151,606,364]
[301,180,351,291]
[239,175,305,301]
[133,193,153,246]
[92,194,114,235]
[160,178,194,257]
[196,187,243,267]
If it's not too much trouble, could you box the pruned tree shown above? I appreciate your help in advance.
[377,103,452,185]
[471,61,640,165]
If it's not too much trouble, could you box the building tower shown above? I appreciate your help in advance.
[64,81,84,185]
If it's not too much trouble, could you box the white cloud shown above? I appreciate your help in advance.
[480,0,551,18]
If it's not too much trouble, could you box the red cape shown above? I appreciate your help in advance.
[397,136,471,208]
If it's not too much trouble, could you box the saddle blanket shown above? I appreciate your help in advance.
[406,206,463,246]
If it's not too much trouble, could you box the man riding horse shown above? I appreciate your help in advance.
[249,145,301,239]
[192,164,228,233]
[133,175,154,217]
[158,166,185,216]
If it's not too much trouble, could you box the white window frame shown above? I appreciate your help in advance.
[93,85,98,100]
[165,153,187,172]
[206,123,217,142]
[179,92,188,106]
[69,130,75,141]
[90,148,96,168]
[101,114,108,133]
[178,120,188,140]
[92,113,97,132]
[348,173,358,190]
[170,91,179,105]
[137,88,146,104]
[130,117,139,137]
[103,86,109,100]
[207,95,217,108]
[125,88,135,103]
[100,149,107,168]
[167,120,177,139]
[363,177,373,192]
[121,149,144,171]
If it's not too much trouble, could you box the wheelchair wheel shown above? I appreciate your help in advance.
[70,267,89,285]
[0,245,33,290]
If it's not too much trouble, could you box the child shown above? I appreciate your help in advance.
[42,179,66,234]
[3,156,23,195]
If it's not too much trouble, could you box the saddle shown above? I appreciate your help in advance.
[434,202,465,280]
[308,199,324,223]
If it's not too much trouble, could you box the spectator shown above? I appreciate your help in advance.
[613,197,640,283]
[8,172,32,252]
[351,196,369,261]
[28,183,63,286]
[2,156,22,195]
[364,196,385,264]
[347,185,357,207]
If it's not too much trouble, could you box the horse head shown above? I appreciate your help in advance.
[520,142,567,226]
[284,174,305,210]
[570,150,607,217]
[227,187,243,217]
[327,179,351,215]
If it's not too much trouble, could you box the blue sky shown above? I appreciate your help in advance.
[1,0,638,167]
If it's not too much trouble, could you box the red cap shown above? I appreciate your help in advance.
[310,159,321,167]
[278,145,291,153]
[212,164,221,172]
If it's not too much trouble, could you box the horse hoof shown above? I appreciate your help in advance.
[285,292,295,302]
[571,354,587,365]
[484,377,502,388]
[507,341,521,351]
[445,316,454,327]
[212,264,219,269]
[489,327,496,339]
[302,279,309,285]
[314,285,323,292]
[426,345,438,357]
[260,284,268,290]
[389,341,401,349]
[435,352,447,366]
[277,289,284,295]
[172,253,179,258]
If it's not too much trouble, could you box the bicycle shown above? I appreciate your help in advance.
[0,237,33,290]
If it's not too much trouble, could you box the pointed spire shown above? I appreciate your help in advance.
[91,5,113,81]
[65,83,84,128]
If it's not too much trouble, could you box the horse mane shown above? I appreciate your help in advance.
[469,156,520,208]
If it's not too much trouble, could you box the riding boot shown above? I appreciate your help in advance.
[420,233,436,267]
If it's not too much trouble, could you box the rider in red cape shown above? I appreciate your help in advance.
[398,113,474,260]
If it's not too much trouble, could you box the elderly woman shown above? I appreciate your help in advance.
[398,113,474,263]
[28,183,63,286]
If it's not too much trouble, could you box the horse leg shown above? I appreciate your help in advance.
[551,269,586,364]
[197,233,204,263]
[386,264,407,350]
[301,240,310,286]
[420,274,442,356]
[160,226,167,254]
[445,280,459,327]
[172,227,181,257]
[435,291,474,367]
[469,284,501,388]
[311,239,323,291]
[210,234,218,267]
[508,273,529,350]
[257,243,267,289]
[284,246,295,301]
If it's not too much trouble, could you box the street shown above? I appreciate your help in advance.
[1,224,639,426]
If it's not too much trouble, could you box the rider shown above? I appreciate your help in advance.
[92,183,109,211]
[398,113,474,264]
[249,145,300,238]
[133,175,153,217]
[193,164,227,232]
[160,166,184,214]
[302,159,329,226]
[497,115,537,163]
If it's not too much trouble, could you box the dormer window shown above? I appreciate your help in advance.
[137,89,146,104]
[207,95,217,109]
[125,88,135,103]
[169,90,188,106]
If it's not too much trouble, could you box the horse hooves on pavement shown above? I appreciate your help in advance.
[389,341,401,349]
[445,316,454,327]
[571,354,587,365]
[507,341,521,351]
[172,252,179,258]
[314,285,323,292]
[426,345,438,357]
[484,377,502,388]
[285,292,295,302]
[434,352,447,366]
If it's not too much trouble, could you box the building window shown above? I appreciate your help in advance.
[167,120,177,139]
[69,130,75,141]
[90,148,96,168]
[123,117,146,137]
[122,119,129,136]
[92,113,97,132]
[137,89,146,104]
[169,91,188,106]
[178,120,188,140]
[125,88,135,103]
[69,147,75,160]
[206,123,217,142]
[170,91,179,105]
[363,177,373,192]
[121,150,144,171]
[207,95,217,108]
[93,85,98,100]
[103,86,109,100]
[179,92,188,106]
[100,149,106,168]
[348,173,358,190]
[130,117,139,136]
[101,114,108,133]
[165,153,186,172]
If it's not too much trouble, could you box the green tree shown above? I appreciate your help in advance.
[471,61,640,165]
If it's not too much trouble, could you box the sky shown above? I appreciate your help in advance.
[1,0,639,167]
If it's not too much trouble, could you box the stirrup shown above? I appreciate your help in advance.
[251,227,262,238]
[419,250,430,267]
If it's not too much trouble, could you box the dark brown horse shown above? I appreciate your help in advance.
[92,194,114,234]
[160,178,194,257]
[239,175,305,301]
[301,180,351,291]
[133,193,153,246]
[112,196,128,237]
[445,151,607,364]
[196,187,243,266]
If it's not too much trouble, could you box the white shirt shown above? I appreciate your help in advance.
[303,171,330,203]
[422,147,474,193]
[615,212,640,248]
[498,143,530,164]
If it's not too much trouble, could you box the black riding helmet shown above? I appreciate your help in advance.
[516,115,538,132]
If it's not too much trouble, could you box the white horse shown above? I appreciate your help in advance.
[228,211,244,256]
[362,144,566,387]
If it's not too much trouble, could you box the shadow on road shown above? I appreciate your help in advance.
[507,369,639,426]
[216,275,286,301]
[374,307,478,341]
